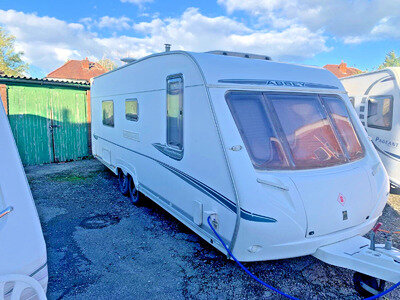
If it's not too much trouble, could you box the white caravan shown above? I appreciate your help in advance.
[0,102,48,298]
[91,51,400,292]
[341,68,400,189]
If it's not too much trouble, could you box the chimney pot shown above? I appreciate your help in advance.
[339,61,347,73]
[82,58,90,69]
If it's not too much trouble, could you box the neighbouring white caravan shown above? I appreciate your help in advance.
[341,68,400,189]
[91,51,400,289]
[0,102,48,298]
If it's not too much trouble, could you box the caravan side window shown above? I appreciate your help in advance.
[102,100,114,127]
[126,99,139,121]
[367,96,393,130]
[166,74,183,150]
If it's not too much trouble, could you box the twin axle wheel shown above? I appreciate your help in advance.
[118,169,141,205]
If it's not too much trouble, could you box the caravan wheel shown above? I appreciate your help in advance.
[353,272,385,297]
[128,176,141,205]
[118,169,129,195]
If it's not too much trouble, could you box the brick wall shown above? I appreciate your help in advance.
[0,84,7,114]
[86,90,92,152]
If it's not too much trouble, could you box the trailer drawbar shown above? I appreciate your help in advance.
[207,216,400,299]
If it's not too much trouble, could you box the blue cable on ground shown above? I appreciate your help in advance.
[364,281,400,300]
[207,216,400,300]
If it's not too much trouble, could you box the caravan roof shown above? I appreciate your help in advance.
[96,51,343,92]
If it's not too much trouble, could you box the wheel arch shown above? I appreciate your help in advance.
[115,158,139,187]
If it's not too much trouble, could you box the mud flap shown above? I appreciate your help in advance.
[313,236,400,283]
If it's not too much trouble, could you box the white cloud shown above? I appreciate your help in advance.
[343,16,400,44]
[0,8,329,75]
[218,0,400,42]
[120,0,153,6]
[80,16,132,30]
[132,8,328,61]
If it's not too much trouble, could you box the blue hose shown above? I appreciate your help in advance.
[364,281,400,300]
[207,216,400,300]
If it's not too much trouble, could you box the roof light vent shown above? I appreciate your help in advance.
[206,50,271,61]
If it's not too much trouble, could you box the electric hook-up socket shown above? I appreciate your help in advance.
[206,212,219,231]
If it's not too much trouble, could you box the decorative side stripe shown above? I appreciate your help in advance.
[152,143,183,160]
[159,162,276,223]
[218,79,339,90]
[240,211,277,223]
[94,135,277,223]
[372,142,400,162]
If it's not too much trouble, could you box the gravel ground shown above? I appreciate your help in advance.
[25,159,400,300]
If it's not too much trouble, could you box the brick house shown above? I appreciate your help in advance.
[323,61,362,78]
[46,58,107,83]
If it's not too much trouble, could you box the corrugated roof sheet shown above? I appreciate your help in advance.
[0,74,90,88]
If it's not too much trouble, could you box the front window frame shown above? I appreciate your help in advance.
[226,90,366,171]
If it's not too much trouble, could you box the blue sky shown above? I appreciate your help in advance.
[1,0,400,77]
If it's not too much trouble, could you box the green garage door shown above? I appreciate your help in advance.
[8,85,89,165]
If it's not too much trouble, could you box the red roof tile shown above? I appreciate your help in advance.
[46,58,107,82]
[323,62,361,78]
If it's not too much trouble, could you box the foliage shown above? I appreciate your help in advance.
[97,58,117,71]
[378,51,400,69]
[0,26,28,76]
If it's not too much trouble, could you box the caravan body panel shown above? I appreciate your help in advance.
[0,103,48,291]
[92,51,388,261]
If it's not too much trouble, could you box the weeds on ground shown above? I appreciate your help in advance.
[47,171,99,182]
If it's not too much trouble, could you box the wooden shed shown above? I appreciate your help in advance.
[0,75,91,165]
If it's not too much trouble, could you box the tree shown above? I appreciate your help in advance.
[0,26,28,76]
[97,58,117,71]
[378,51,400,69]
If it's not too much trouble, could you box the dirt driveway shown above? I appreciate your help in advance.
[25,159,400,299]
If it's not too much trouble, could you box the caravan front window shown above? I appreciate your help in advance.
[322,95,364,161]
[226,91,365,170]
[226,92,290,169]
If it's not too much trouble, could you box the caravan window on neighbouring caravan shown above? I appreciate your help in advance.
[166,75,183,151]
[367,96,393,130]
[102,100,114,127]
[226,91,365,170]
[126,99,139,121]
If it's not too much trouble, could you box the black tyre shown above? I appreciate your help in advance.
[118,169,129,195]
[353,272,385,297]
[128,176,141,205]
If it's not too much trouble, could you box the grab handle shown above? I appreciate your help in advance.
[0,206,13,219]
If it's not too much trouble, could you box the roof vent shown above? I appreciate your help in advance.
[165,44,171,52]
[121,58,137,63]
[206,50,271,61]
